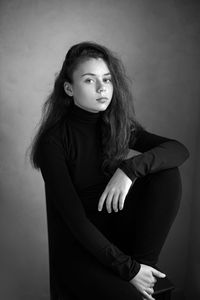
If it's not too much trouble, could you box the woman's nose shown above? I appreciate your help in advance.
[97,84,106,93]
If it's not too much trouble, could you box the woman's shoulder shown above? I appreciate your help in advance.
[42,119,68,147]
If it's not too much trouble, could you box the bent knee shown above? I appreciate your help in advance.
[144,167,182,200]
[146,168,182,215]
[157,167,182,188]
[150,167,181,184]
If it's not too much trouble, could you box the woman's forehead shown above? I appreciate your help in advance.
[74,58,110,77]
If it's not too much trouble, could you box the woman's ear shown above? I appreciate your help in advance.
[64,82,73,97]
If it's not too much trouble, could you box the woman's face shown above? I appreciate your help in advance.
[65,58,113,113]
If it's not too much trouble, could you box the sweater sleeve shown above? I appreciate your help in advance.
[39,135,140,281]
[119,129,190,181]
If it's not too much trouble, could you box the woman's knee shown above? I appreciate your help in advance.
[146,167,182,194]
[159,167,181,183]
[137,167,182,217]
[128,167,182,210]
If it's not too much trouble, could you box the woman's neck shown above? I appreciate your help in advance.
[68,103,101,124]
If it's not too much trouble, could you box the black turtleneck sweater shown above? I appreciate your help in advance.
[39,104,189,281]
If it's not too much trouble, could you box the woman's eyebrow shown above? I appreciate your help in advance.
[81,72,111,77]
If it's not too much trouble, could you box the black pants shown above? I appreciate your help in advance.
[55,167,182,300]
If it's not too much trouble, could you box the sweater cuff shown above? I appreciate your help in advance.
[119,162,138,182]
[104,245,141,281]
[129,260,141,280]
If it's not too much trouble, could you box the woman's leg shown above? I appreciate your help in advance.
[50,168,181,299]
[109,167,182,267]
[50,208,143,300]
[55,243,142,300]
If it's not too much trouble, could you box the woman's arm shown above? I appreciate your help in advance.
[39,135,140,281]
[119,129,190,181]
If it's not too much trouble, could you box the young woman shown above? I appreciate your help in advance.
[29,41,189,300]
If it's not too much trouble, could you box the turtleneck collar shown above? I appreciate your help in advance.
[68,103,101,124]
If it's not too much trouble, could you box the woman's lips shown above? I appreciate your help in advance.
[96,97,108,103]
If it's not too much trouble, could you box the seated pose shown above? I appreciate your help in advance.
[29,41,189,300]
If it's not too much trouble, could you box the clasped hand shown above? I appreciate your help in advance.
[98,168,135,213]
[130,264,166,300]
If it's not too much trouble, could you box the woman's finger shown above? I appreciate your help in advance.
[152,277,157,284]
[106,191,114,213]
[112,192,119,212]
[118,192,125,210]
[151,268,166,278]
[146,287,154,295]
[98,191,107,211]
[148,277,156,288]
[141,290,155,300]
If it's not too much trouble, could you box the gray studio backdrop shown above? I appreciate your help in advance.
[0,0,199,299]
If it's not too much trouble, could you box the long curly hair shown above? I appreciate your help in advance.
[28,41,144,174]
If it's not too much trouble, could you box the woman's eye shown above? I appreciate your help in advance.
[85,78,94,83]
[104,78,112,83]
[84,78,112,84]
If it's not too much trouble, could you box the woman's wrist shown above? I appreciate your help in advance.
[128,261,141,281]
[118,167,137,184]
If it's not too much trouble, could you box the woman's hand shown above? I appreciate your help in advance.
[98,168,135,213]
[130,264,166,300]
